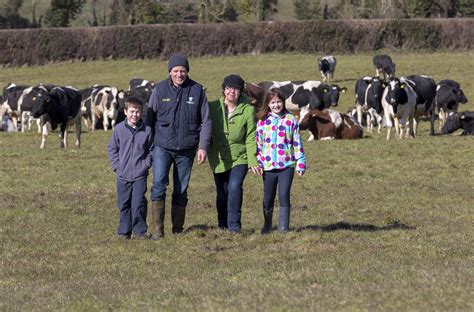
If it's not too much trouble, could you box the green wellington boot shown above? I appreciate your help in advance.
[151,200,165,239]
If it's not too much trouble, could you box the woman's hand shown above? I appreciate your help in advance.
[249,166,263,176]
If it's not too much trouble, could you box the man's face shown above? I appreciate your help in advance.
[170,66,188,87]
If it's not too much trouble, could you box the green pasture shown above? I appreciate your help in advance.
[1,53,473,311]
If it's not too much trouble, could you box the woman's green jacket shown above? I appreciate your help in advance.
[207,95,259,173]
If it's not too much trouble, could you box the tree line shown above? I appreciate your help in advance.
[1,0,473,29]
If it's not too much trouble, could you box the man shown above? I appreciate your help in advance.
[146,54,211,239]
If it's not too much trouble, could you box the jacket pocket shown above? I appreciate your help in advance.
[183,123,200,147]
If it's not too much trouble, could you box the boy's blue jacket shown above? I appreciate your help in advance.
[107,120,154,181]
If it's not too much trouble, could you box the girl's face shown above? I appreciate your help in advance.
[268,96,284,115]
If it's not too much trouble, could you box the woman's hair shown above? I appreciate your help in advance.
[256,87,287,120]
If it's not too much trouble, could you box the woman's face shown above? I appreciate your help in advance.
[224,86,240,103]
[268,95,284,115]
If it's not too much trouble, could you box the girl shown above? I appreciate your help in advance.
[256,88,306,233]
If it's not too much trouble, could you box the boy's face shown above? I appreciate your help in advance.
[125,104,142,126]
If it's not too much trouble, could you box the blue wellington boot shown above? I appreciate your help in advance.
[278,206,291,233]
[261,208,273,235]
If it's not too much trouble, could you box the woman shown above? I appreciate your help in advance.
[207,74,261,233]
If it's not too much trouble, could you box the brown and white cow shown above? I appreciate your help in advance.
[299,109,363,141]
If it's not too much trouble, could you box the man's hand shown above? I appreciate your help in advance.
[196,149,207,164]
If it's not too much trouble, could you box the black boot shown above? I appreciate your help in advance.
[151,200,165,239]
[261,208,273,234]
[278,206,291,233]
[171,205,186,234]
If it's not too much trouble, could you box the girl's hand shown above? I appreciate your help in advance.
[250,166,263,176]
[297,170,305,177]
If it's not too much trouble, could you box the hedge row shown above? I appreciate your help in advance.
[0,19,473,66]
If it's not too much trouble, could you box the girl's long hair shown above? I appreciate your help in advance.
[256,87,287,121]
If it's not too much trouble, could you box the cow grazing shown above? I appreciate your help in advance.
[299,109,363,140]
[381,77,417,140]
[129,78,155,91]
[354,77,386,133]
[373,55,396,80]
[441,111,474,135]
[405,75,437,136]
[436,80,468,131]
[318,55,337,83]
[31,86,82,149]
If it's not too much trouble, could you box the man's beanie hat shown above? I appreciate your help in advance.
[168,54,189,72]
[222,74,245,91]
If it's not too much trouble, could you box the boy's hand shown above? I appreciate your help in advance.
[196,149,207,164]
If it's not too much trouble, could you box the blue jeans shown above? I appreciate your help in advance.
[262,167,294,212]
[213,164,248,232]
[116,177,148,236]
[151,146,196,207]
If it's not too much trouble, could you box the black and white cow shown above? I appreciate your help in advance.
[129,78,155,92]
[354,77,386,133]
[78,85,124,131]
[245,80,347,141]
[436,80,468,131]
[31,86,82,149]
[77,86,97,130]
[318,56,337,83]
[373,55,396,80]
[15,85,51,133]
[0,83,30,130]
[381,77,417,140]
[405,75,437,136]
[441,111,474,135]
[115,85,153,124]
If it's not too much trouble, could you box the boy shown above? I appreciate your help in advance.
[107,96,154,239]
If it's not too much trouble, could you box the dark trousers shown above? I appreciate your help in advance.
[116,177,148,236]
[262,167,294,212]
[213,164,248,232]
[151,146,196,207]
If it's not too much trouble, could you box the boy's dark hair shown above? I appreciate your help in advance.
[124,96,144,110]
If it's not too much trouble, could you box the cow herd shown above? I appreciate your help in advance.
[0,55,472,149]
[245,54,471,141]
[0,79,154,148]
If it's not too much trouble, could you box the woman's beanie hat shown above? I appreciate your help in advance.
[222,74,245,91]
[168,54,189,72]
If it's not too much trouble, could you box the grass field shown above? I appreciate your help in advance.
[1,53,473,310]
